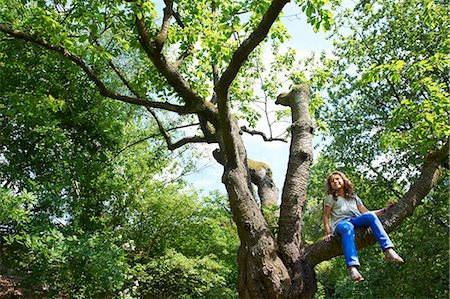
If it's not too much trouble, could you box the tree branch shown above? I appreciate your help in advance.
[146,107,213,150]
[173,45,193,69]
[240,126,287,142]
[155,0,173,52]
[114,122,200,158]
[213,0,289,170]
[211,1,220,93]
[275,84,314,270]
[92,38,141,98]
[215,0,289,96]
[303,140,449,267]
[108,60,140,98]
[134,10,219,126]
[0,24,187,114]
[135,11,201,107]
[164,0,184,28]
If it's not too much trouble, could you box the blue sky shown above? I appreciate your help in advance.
[184,2,334,197]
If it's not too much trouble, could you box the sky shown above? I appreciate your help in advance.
[183,2,334,197]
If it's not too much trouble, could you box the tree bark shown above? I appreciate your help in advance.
[217,116,290,298]
[248,159,279,207]
[212,153,279,207]
[275,84,317,298]
[3,2,448,296]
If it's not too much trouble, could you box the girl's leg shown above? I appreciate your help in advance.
[350,212,393,250]
[335,220,360,267]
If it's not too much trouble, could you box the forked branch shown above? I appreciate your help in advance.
[215,0,290,97]
[134,8,206,111]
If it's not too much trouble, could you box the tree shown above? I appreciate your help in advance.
[1,0,448,298]
[302,0,449,296]
[0,38,238,297]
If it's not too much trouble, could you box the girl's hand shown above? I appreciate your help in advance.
[324,233,332,242]
[385,201,395,211]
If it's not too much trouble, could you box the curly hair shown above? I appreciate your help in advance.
[325,171,354,199]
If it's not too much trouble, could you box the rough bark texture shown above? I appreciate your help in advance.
[248,159,279,207]
[217,118,290,298]
[212,154,279,207]
[275,84,317,298]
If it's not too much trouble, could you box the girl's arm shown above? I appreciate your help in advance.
[357,201,395,217]
[323,206,332,241]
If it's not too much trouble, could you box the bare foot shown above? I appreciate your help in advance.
[384,248,404,263]
[349,266,364,281]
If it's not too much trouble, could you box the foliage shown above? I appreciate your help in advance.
[0,188,36,226]
[302,0,449,297]
[0,40,131,231]
[0,26,239,297]
[0,0,448,297]
[115,188,239,298]
[315,0,449,172]
[8,231,127,298]
[126,249,235,299]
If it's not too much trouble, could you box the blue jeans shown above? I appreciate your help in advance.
[335,212,394,267]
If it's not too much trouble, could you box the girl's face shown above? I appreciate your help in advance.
[329,174,344,191]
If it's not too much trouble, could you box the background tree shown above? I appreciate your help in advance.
[0,0,448,298]
[302,0,449,297]
[0,36,238,297]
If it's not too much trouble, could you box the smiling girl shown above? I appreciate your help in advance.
[323,171,404,281]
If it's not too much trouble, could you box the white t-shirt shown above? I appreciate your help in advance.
[324,194,363,233]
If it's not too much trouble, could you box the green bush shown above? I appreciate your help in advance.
[10,230,127,298]
[125,249,237,299]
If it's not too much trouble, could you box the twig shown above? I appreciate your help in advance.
[146,107,211,150]
[240,126,287,142]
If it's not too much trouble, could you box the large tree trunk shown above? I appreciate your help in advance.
[217,85,318,298]
[218,119,290,298]
[3,1,448,297]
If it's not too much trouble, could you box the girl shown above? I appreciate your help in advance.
[323,171,404,281]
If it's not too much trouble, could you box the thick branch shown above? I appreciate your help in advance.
[159,1,192,69]
[215,0,289,96]
[304,140,449,267]
[273,84,317,297]
[0,24,187,114]
[163,0,184,28]
[134,11,220,128]
[276,84,314,264]
[135,13,205,111]
[248,160,279,207]
[155,0,173,52]
[212,0,292,166]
